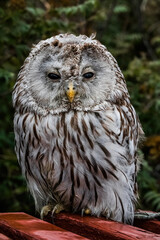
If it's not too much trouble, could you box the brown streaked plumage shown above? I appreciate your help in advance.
[13,33,144,224]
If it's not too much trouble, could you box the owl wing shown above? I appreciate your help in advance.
[107,102,143,194]
[14,112,53,211]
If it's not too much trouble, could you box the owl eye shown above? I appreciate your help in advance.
[83,72,94,79]
[48,73,61,80]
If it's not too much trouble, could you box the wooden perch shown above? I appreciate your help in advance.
[0,212,160,239]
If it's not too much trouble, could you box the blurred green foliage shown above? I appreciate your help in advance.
[0,0,160,214]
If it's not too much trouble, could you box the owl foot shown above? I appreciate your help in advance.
[40,203,65,220]
[82,208,91,216]
[134,211,160,220]
[40,204,53,219]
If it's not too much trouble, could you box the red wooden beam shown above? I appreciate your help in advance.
[48,213,160,240]
[134,218,160,234]
[1,212,160,240]
[0,212,88,240]
[0,233,11,240]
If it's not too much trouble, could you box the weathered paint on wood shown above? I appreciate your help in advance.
[0,212,88,240]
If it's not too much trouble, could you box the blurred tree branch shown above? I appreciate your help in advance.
[131,0,157,60]
[104,0,117,31]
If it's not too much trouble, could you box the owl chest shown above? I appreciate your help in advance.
[38,111,122,183]
[43,111,111,161]
[18,110,134,209]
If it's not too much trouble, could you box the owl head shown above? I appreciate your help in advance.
[13,34,129,115]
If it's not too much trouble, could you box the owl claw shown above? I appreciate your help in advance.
[41,203,65,219]
[52,203,65,215]
[40,204,53,219]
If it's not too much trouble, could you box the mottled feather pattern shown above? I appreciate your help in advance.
[13,33,143,224]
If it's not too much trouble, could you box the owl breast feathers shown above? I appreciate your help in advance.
[13,33,144,224]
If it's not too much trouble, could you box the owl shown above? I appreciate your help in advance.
[13,33,144,225]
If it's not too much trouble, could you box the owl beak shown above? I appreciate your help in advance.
[66,82,76,103]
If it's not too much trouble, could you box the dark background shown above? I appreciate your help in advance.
[0,0,160,216]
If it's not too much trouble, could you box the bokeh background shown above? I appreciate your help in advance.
[0,0,160,216]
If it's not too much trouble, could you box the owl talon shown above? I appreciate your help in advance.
[41,203,65,219]
[52,203,65,215]
[40,204,53,219]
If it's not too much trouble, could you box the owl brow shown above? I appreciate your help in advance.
[41,56,52,64]
[98,66,108,69]
[34,70,45,74]
[83,66,92,70]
